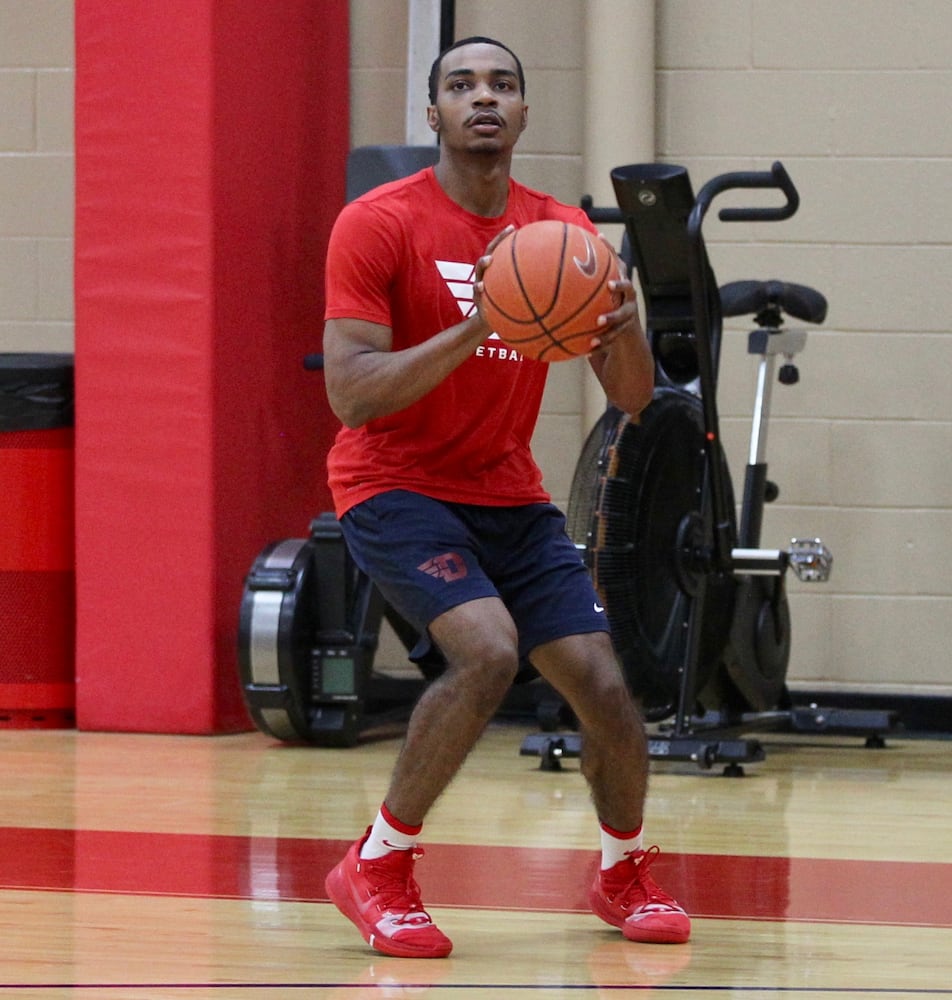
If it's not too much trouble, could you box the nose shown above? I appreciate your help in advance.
[472,80,497,104]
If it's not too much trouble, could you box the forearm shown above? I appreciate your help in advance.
[324,315,491,429]
[588,322,655,417]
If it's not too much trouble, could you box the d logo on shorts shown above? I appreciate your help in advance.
[417,552,468,582]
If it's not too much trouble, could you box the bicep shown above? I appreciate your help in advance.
[324,316,393,361]
[322,317,393,426]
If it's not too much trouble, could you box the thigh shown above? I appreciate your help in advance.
[428,595,519,671]
[530,630,630,720]
[340,490,499,636]
[487,503,611,661]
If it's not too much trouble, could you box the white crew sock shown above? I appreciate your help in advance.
[600,821,644,870]
[359,803,422,861]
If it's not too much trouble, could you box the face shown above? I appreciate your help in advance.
[427,42,528,152]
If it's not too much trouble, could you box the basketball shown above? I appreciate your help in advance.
[479,220,622,362]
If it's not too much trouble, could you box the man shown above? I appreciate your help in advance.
[322,37,690,958]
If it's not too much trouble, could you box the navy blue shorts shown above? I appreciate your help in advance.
[340,490,609,663]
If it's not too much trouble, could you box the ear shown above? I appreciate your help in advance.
[519,105,528,132]
[427,106,440,133]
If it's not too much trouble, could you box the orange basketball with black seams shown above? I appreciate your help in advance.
[479,220,622,362]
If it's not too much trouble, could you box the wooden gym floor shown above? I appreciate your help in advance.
[1,716,950,998]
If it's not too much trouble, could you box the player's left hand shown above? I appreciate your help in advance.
[588,237,638,354]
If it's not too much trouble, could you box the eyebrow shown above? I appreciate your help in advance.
[443,67,519,86]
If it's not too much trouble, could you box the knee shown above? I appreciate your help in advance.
[593,663,636,708]
[574,660,642,733]
[474,635,521,689]
[429,600,520,707]
[447,634,520,706]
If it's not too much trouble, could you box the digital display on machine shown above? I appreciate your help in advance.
[321,656,356,696]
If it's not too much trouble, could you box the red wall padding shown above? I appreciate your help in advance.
[74,2,348,732]
[0,429,75,727]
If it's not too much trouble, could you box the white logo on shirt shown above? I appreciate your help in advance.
[436,260,479,319]
[435,259,524,362]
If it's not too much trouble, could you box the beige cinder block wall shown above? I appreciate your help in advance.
[350,0,952,696]
[3,1,947,696]
[0,0,74,353]
[654,0,952,696]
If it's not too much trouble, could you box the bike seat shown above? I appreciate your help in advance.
[720,280,827,325]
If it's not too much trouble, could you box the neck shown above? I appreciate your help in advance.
[433,152,512,217]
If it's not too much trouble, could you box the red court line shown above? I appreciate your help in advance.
[1,826,949,929]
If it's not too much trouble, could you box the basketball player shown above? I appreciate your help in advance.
[322,36,689,957]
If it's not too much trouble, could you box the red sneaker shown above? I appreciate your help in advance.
[589,845,691,944]
[325,833,453,958]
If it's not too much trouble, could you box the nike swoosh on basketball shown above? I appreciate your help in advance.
[573,235,598,277]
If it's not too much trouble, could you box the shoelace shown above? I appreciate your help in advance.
[365,848,435,926]
[615,845,680,910]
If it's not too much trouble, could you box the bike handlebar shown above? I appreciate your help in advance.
[579,196,624,226]
[582,161,799,230]
[683,162,799,571]
[698,161,799,225]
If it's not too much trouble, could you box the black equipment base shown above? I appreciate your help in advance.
[521,731,767,776]
[520,700,900,776]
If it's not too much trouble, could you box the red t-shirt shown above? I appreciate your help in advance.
[324,167,594,517]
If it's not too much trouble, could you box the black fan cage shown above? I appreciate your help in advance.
[567,389,737,721]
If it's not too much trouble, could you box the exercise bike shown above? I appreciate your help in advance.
[521,161,898,774]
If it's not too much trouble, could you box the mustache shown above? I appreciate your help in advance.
[465,111,504,127]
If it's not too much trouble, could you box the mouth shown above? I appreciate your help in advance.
[467,112,504,131]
